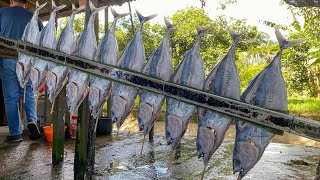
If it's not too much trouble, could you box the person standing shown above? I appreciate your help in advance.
[0,0,42,142]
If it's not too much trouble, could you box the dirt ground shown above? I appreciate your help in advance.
[0,126,319,180]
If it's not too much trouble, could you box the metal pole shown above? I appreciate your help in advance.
[1,36,319,141]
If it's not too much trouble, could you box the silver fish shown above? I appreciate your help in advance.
[46,4,83,103]
[88,8,129,119]
[165,24,212,150]
[196,28,241,167]
[111,10,157,130]
[66,1,107,115]
[16,1,46,89]
[233,27,306,180]
[30,0,66,95]
[138,17,175,136]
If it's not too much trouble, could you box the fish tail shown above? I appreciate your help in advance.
[89,1,107,15]
[72,4,84,14]
[196,24,213,37]
[227,27,241,43]
[275,27,307,50]
[36,1,47,11]
[111,7,130,20]
[136,10,157,24]
[51,0,66,12]
[164,17,175,31]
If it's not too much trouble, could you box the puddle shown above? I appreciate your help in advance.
[120,110,320,147]
[0,110,318,180]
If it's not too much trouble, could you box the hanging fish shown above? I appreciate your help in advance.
[196,27,241,178]
[16,1,46,101]
[138,17,175,140]
[30,0,66,95]
[66,1,107,115]
[46,4,83,104]
[233,27,306,180]
[88,8,129,119]
[111,10,157,130]
[165,24,212,150]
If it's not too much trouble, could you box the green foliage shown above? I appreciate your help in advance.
[55,5,319,98]
[280,6,320,97]
[288,97,320,113]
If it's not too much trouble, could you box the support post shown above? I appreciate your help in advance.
[52,0,66,165]
[86,0,99,174]
[52,89,65,165]
[128,2,135,36]
[74,96,89,180]
[74,1,90,179]
[104,7,113,134]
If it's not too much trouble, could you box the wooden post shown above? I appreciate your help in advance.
[74,96,89,180]
[86,0,99,174]
[52,89,65,164]
[104,7,113,134]
[128,2,135,36]
[52,0,66,166]
[74,1,90,179]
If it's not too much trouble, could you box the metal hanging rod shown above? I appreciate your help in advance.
[0,36,319,141]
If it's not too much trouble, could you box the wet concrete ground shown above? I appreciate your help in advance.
[0,127,319,180]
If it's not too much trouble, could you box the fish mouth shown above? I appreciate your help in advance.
[66,82,78,113]
[138,102,153,135]
[166,114,183,149]
[196,126,217,166]
[30,68,40,93]
[111,95,127,127]
[47,72,57,92]
[233,140,261,179]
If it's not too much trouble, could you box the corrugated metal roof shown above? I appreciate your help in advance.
[0,0,135,20]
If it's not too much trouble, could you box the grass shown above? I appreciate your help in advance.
[103,96,320,121]
[288,97,320,113]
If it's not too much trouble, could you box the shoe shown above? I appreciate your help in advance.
[27,121,41,140]
[5,134,23,143]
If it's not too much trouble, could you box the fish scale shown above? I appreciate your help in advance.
[111,10,157,130]
[30,0,66,95]
[196,28,241,170]
[88,8,129,119]
[137,17,175,137]
[233,27,307,180]
[165,24,212,150]
[16,1,47,90]
[66,1,107,115]
[46,4,83,103]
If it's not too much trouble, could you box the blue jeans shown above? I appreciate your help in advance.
[0,58,37,136]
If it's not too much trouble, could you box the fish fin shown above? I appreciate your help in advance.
[72,4,84,14]
[111,7,130,19]
[227,27,241,43]
[275,27,307,49]
[142,59,151,74]
[51,0,65,11]
[170,60,184,83]
[89,1,107,14]
[52,0,56,9]
[196,24,213,37]
[72,4,76,11]
[36,1,47,11]
[136,10,157,24]
[164,17,175,31]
